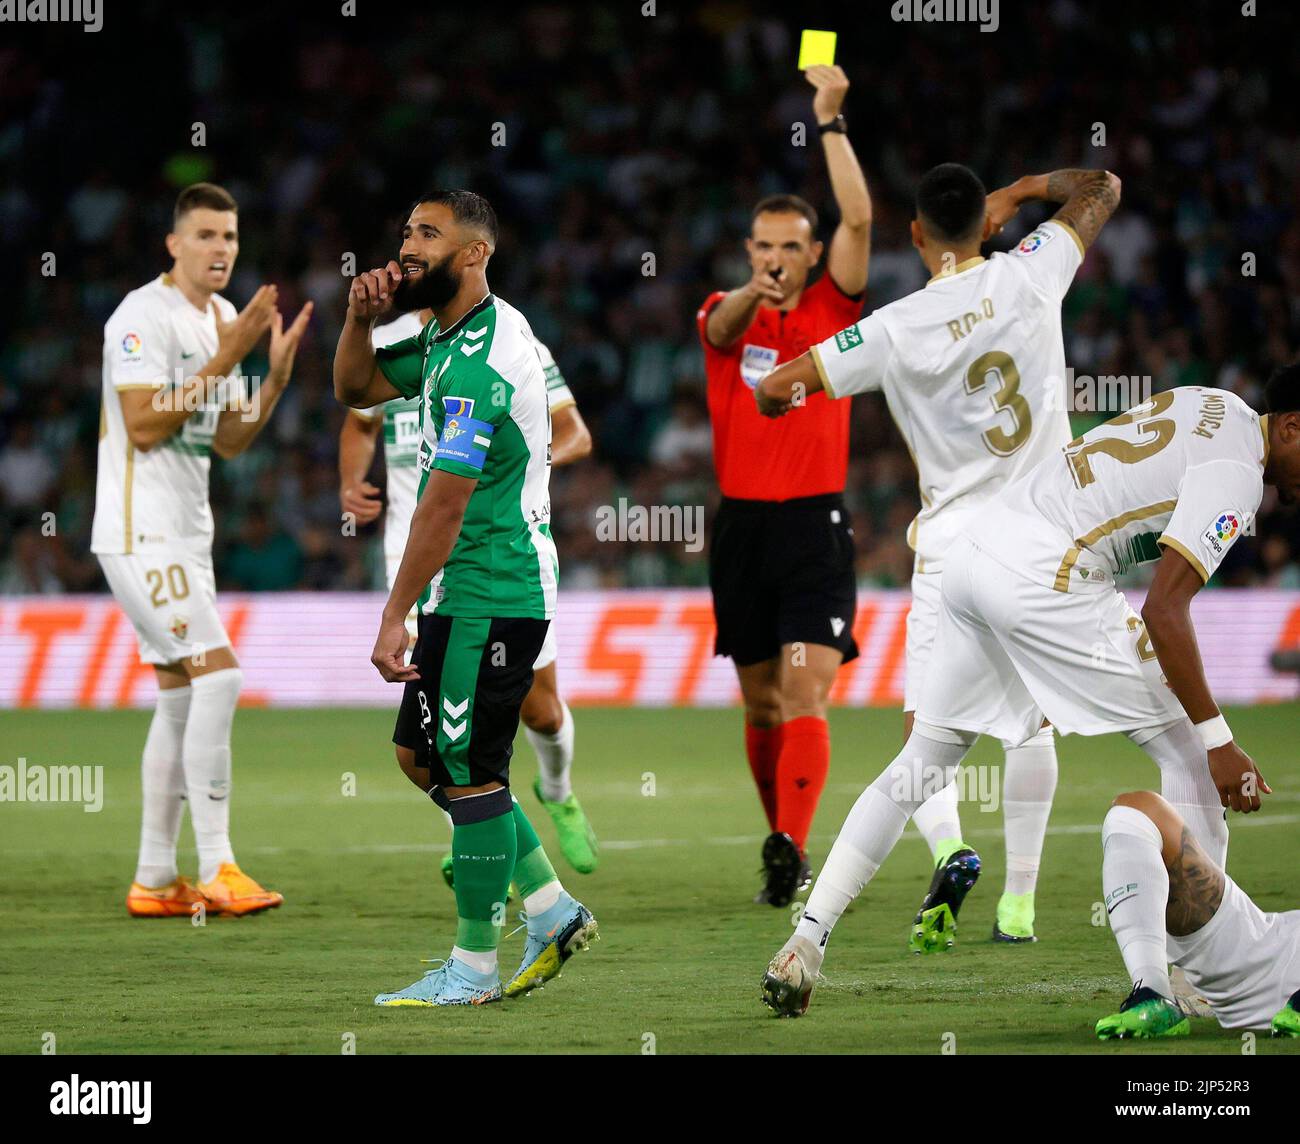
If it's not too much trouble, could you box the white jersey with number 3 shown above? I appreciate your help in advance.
[811,219,1084,572]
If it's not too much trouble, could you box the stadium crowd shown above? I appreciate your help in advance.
[2,2,1297,595]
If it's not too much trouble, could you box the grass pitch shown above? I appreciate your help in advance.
[1,704,1298,1055]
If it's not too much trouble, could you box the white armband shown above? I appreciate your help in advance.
[1194,714,1232,751]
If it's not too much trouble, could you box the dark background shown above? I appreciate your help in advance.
[1,0,1297,593]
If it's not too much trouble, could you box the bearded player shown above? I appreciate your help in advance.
[93,182,312,918]
[699,65,872,906]
[339,311,599,878]
[334,191,596,1007]
[761,367,1300,1017]
[758,165,1123,951]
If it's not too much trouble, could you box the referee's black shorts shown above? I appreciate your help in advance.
[708,492,859,668]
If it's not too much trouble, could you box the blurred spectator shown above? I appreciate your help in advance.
[220,508,302,591]
[1,2,1295,591]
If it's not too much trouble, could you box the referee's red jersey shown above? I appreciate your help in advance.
[697,272,864,501]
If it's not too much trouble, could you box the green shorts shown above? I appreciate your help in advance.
[392,613,550,790]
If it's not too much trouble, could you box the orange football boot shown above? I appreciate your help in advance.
[126,876,208,918]
[197,862,284,916]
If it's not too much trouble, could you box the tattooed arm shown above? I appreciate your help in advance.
[1164,825,1226,938]
[984,168,1122,250]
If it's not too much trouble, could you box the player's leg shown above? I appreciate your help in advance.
[709,497,785,864]
[1095,791,1216,1039]
[763,497,859,909]
[126,662,207,917]
[901,571,983,949]
[378,615,519,1006]
[522,643,598,874]
[1129,717,1227,870]
[761,539,1042,1013]
[736,656,783,832]
[181,644,282,915]
[762,721,977,1015]
[993,724,1059,943]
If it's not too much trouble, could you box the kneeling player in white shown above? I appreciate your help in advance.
[761,370,1300,1016]
[1096,791,1300,1039]
[91,183,312,918]
[338,310,599,877]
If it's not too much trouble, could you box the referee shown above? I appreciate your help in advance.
[697,66,872,907]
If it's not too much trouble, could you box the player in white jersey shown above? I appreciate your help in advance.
[760,366,1300,1017]
[1093,789,1299,1040]
[91,183,312,919]
[338,311,600,875]
[756,163,1122,949]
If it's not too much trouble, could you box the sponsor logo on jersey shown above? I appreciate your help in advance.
[739,344,779,389]
[834,326,863,353]
[1016,226,1056,255]
[121,332,142,356]
[1200,509,1242,559]
[443,395,475,417]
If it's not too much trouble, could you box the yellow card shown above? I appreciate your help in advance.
[797,29,837,70]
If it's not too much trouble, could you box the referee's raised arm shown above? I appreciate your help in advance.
[806,64,872,296]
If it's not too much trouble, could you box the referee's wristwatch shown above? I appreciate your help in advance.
[817,114,847,136]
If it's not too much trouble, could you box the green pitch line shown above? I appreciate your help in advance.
[0,705,1297,1056]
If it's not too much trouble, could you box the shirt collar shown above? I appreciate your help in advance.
[431,293,494,343]
[927,256,986,286]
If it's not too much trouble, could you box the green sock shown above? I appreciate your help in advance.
[452,808,517,953]
[511,797,559,900]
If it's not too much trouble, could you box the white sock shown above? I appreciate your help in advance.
[1101,804,1172,1000]
[134,686,191,887]
[523,881,563,917]
[911,778,962,857]
[1001,727,1058,896]
[796,726,972,954]
[527,700,575,802]
[451,945,498,975]
[183,668,242,883]
[1135,720,1228,869]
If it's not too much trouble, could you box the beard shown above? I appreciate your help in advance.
[393,253,461,311]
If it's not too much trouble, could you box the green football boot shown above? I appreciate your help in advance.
[992,890,1038,943]
[1271,989,1300,1037]
[909,843,981,954]
[532,777,599,874]
[1095,984,1190,1040]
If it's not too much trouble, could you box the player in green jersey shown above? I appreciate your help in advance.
[334,190,597,1007]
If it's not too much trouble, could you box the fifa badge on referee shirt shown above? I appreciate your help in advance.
[740,344,779,390]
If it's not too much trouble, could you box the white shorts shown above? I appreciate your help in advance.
[534,619,558,671]
[904,568,942,712]
[97,550,230,666]
[1168,876,1300,1030]
[916,534,1184,746]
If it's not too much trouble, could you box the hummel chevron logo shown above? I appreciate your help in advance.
[441,696,468,741]
[463,327,487,340]
[460,343,484,357]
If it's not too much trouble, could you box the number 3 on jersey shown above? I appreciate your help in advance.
[965,350,1031,457]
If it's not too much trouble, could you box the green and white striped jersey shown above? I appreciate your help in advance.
[376,294,558,619]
